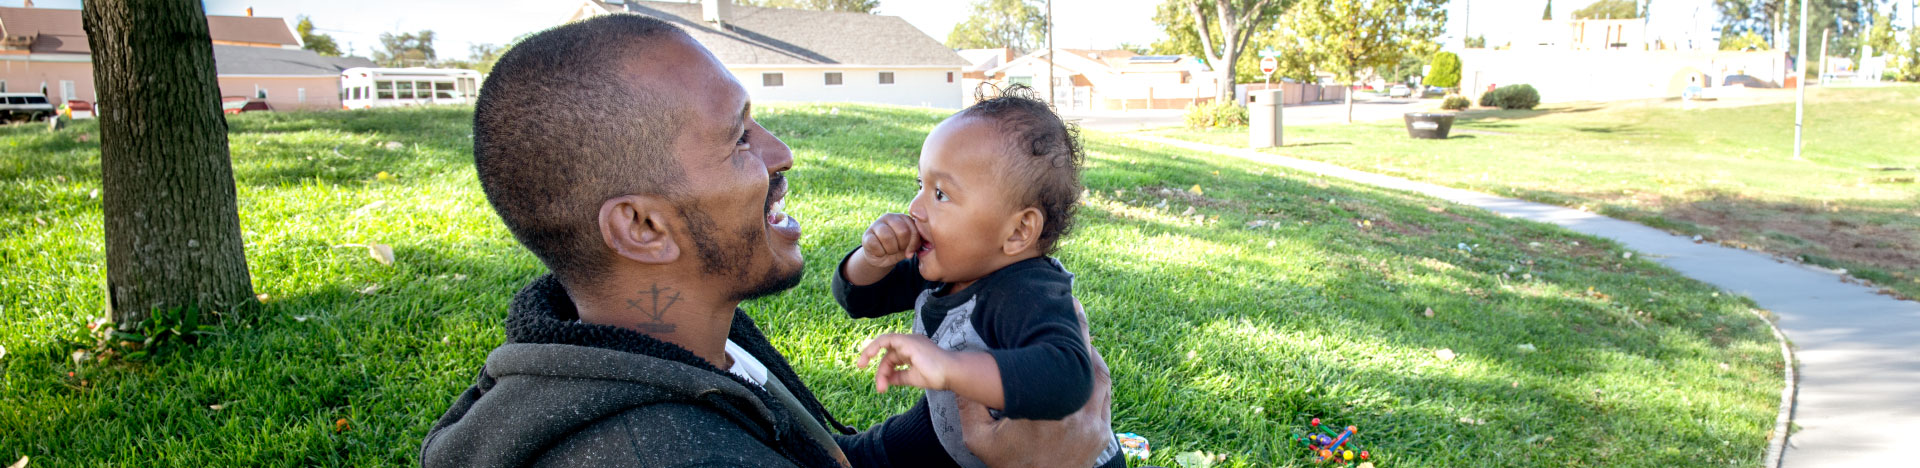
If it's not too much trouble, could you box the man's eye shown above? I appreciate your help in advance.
[737,128,752,146]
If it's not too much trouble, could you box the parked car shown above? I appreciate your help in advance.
[1388,84,1412,97]
[221,96,272,114]
[61,100,95,119]
[1721,74,1776,88]
[0,93,57,122]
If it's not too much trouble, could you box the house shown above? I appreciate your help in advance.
[979,48,1220,111]
[0,5,373,111]
[567,0,969,108]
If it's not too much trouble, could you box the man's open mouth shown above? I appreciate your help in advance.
[765,175,794,228]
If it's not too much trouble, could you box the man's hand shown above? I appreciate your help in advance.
[857,213,920,269]
[958,298,1112,468]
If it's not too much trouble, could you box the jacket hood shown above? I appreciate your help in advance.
[419,274,846,467]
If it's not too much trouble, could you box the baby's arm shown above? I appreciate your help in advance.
[831,213,926,318]
[856,334,1006,409]
[975,282,1092,421]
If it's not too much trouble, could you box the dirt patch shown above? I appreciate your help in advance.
[1659,197,1920,271]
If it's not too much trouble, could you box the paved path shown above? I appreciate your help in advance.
[1128,134,1920,468]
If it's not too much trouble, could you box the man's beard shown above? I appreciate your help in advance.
[679,204,804,302]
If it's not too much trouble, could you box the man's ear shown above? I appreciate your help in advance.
[599,195,681,265]
[1002,207,1045,256]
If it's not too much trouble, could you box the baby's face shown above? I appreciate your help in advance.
[908,116,1025,291]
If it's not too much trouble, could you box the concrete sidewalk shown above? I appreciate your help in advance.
[1129,134,1920,468]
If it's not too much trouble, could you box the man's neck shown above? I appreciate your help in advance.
[569,276,737,369]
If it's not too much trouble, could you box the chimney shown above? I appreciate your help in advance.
[23,0,34,7]
[703,0,731,25]
[246,7,254,17]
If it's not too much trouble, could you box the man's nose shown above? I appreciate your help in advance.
[756,121,793,174]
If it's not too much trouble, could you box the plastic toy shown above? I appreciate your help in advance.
[1293,418,1371,464]
[1116,432,1151,460]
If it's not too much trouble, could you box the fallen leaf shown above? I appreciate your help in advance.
[1174,451,1214,468]
[451,274,468,281]
[375,171,394,181]
[1435,348,1456,361]
[256,293,271,303]
[1188,184,1204,196]
[353,200,389,215]
[0,344,6,361]
[1181,206,1196,216]
[1357,463,1375,468]
[335,418,350,432]
[1622,251,1634,259]
[1517,343,1537,352]
[366,243,395,265]
[1458,416,1484,425]
[293,316,312,322]
[381,141,404,150]
[356,284,382,295]
[1426,206,1444,213]
[209,404,225,411]
[1719,362,1731,371]
[9,455,26,468]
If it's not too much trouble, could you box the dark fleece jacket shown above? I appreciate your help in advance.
[419,274,855,468]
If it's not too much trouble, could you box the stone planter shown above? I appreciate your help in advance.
[1403,112,1456,139]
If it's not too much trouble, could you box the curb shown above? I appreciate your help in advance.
[1753,307,1797,468]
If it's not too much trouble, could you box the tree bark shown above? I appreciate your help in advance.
[84,0,254,330]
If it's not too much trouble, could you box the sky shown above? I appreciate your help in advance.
[3,0,1910,61]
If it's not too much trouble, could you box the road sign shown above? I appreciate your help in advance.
[1260,56,1278,75]
[1259,49,1280,58]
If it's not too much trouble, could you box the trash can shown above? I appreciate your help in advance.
[1402,112,1455,139]
[1249,89,1283,148]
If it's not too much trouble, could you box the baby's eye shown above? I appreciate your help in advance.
[935,188,949,202]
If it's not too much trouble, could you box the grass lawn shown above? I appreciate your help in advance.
[1150,85,1920,301]
[1,104,1784,467]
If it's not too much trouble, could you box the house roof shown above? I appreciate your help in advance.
[0,7,298,55]
[956,48,1014,73]
[213,45,371,76]
[599,1,968,67]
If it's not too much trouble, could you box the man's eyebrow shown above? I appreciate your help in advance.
[724,101,751,146]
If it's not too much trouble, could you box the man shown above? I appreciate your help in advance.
[419,14,1113,468]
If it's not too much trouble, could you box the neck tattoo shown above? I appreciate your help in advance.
[627,283,680,333]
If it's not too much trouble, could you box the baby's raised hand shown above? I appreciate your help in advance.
[856,333,954,393]
[857,213,921,269]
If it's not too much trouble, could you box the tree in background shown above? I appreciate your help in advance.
[946,0,1045,51]
[1862,11,1898,58]
[1900,26,1920,81]
[1424,50,1461,90]
[1713,0,1873,61]
[1572,0,1641,19]
[1149,0,1293,85]
[1720,30,1773,50]
[375,30,436,68]
[1543,0,1553,20]
[82,0,255,331]
[740,0,878,12]
[1464,34,1487,48]
[296,15,340,56]
[1176,0,1294,103]
[1280,0,1446,123]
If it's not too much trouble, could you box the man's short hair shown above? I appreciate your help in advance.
[959,84,1084,255]
[473,14,688,286]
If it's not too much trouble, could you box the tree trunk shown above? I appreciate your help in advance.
[84,0,254,331]
[1216,49,1237,103]
[1344,85,1354,123]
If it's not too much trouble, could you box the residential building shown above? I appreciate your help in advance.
[979,48,1221,111]
[568,0,969,108]
[0,5,372,111]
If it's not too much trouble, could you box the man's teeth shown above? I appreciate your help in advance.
[767,199,787,224]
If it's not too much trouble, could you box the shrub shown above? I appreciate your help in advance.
[1185,101,1249,129]
[1441,94,1471,111]
[1424,52,1461,89]
[1479,84,1540,110]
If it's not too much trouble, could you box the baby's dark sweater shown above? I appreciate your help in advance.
[831,253,1093,420]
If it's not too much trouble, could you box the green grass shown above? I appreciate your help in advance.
[1,104,1783,467]
[1149,85,1920,300]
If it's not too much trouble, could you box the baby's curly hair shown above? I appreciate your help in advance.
[959,83,1084,255]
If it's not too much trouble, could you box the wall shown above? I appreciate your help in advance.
[1457,49,1791,102]
[732,67,963,109]
[217,76,341,111]
[0,58,98,103]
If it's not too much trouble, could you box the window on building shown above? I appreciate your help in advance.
[878,72,894,84]
[1009,76,1033,87]
[377,81,394,99]
[1,80,8,92]
[255,85,267,99]
[59,81,74,103]
[946,72,954,83]
[825,72,842,86]
[434,81,456,99]
[298,88,306,103]
[763,73,784,87]
[397,81,415,99]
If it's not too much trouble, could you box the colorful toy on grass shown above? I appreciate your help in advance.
[1294,418,1371,464]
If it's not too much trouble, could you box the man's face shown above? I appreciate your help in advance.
[639,35,803,301]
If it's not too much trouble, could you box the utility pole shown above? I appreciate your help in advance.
[1046,0,1055,108]
[1792,0,1809,161]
